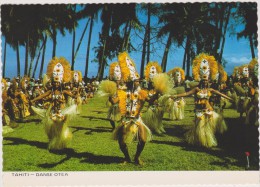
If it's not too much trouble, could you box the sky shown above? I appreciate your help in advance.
[1,3,258,79]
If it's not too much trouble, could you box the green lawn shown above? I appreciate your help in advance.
[3,96,259,171]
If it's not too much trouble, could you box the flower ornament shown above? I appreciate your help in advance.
[109,62,121,81]
[167,67,185,84]
[114,64,121,81]
[53,63,64,83]
[174,71,182,83]
[200,59,210,80]
[73,71,79,83]
[242,66,249,78]
[47,57,71,83]
[118,52,140,82]
[192,53,218,81]
[126,56,139,80]
[144,62,162,81]
[245,152,250,169]
[239,64,249,78]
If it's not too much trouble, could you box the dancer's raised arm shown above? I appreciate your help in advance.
[170,87,198,99]
[31,90,51,103]
[210,88,234,102]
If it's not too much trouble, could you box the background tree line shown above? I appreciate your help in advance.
[1,2,257,80]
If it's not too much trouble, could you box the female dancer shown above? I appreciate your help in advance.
[142,61,171,135]
[112,52,152,165]
[31,57,77,150]
[167,67,186,120]
[171,53,233,148]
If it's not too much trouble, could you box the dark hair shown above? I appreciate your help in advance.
[198,79,209,89]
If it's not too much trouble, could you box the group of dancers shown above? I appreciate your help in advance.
[2,52,258,165]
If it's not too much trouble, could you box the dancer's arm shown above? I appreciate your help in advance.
[31,90,51,102]
[170,87,198,99]
[109,94,119,104]
[63,90,77,98]
[210,88,234,101]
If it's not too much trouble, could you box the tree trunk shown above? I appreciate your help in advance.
[71,29,76,70]
[39,36,47,78]
[85,16,94,79]
[146,4,151,64]
[249,35,255,58]
[24,34,29,76]
[186,42,191,77]
[52,28,57,58]
[74,19,90,63]
[140,26,147,78]
[32,38,45,78]
[28,58,35,77]
[32,51,41,78]
[182,41,187,71]
[121,21,129,51]
[3,39,7,78]
[97,39,107,81]
[16,41,21,77]
[161,33,172,72]
[125,23,132,51]
[219,5,231,63]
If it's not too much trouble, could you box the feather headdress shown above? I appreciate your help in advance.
[248,58,258,77]
[167,67,185,83]
[109,62,121,81]
[21,76,30,90]
[47,57,71,83]
[118,51,139,82]
[232,66,240,78]
[1,78,7,90]
[239,64,249,78]
[217,63,227,83]
[192,53,218,81]
[144,61,162,81]
[71,70,83,83]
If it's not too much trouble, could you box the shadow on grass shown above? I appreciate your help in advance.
[89,110,107,114]
[19,119,42,123]
[4,137,48,149]
[81,115,111,122]
[38,148,123,168]
[151,116,259,170]
[70,126,112,134]
[164,125,190,139]
[3,137,123,169]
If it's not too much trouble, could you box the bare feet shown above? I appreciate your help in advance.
[134,158,144,166]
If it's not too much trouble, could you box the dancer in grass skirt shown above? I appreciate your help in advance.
[142,61,172,135]
[111,52,152,165]
[31,57,77,150]
[167,67,186,120]
[171,53,233,148]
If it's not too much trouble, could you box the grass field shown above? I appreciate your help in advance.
[2,96,259,171]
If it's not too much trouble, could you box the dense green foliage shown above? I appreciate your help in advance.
[3,96,259,171]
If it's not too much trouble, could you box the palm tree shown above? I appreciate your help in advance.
[236,2,257,59]
[78,4,103,79]
[3,38,7,78]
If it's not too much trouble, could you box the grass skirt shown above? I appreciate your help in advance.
[237,97,250,114]
[112,117,152,144]
[107,103,121,122]
[168,98,185,120]
[245,104,259,126]
[142,105,164,134]
[32,105,77,150]
[185,110,225,148]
